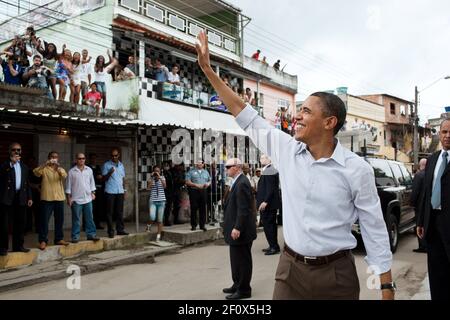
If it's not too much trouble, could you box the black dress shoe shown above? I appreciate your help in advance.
[108,233,115,239]
[87,236,101,242]
[262,247,271,253]
[13,247,30,253]
[71,239,79,244]
[265,248,280,256]
[191,227,197,231]
[226,292,251,300]
[223,287,237,294]
[117,231,129,236]
[96,225,105,230]
[413,248,427,253]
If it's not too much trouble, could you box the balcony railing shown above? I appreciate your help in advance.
[156,82,230,113]
[116,0,239,57]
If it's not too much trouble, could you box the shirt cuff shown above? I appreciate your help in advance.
[364,255,392,275]
[235,104,259,130]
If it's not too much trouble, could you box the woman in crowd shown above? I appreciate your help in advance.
[70,52,82,104]
[55,45,73,101]
[147,165,167,242]
[93,50,117,111]
[38,42,58,99]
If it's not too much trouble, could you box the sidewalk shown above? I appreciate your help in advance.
[411,276,431,300]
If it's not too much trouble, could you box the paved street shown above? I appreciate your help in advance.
[0,227,429,300]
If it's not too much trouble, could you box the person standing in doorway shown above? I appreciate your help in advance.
[0,143,33,255]
[186,160,211,231]
[34,151,69,250]
[102,148,128,238]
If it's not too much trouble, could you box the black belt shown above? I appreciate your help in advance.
[284,245,349,266]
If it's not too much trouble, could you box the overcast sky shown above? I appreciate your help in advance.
[228,0,450,122]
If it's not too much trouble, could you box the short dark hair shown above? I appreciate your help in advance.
[172,63,180,69]
[33,55,41,61]
[47,151,58,159]
[9,142,21,151]
[310,92,347,136]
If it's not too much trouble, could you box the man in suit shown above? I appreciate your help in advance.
[256,155,281,255]
[410,158,427,253]
[417,119,450,300]
[222,158,257,300]
[0,143,33,256]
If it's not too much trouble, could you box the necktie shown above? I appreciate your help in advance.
[431,151,448,209]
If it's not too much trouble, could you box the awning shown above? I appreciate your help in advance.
[130,97,247,136]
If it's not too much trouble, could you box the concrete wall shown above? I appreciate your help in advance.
[244,79,296,125]
[243,56,298,92]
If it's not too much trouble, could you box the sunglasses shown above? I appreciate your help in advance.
[225,165,236,169]
[78,158,86,160]
[11,148,21,152]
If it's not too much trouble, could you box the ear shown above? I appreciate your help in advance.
[324,116,338,132]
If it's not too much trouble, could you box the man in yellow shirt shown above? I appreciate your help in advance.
[33,151,70,250]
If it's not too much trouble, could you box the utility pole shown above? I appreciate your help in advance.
[413,86,419,170]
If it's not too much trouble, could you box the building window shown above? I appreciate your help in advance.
[259,93,264,106]
[390,103,396,115]
[278,99,290,109]
[400,105,406,116]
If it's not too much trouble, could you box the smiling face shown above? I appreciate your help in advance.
[294,96,336,144]
[440,120,450,151]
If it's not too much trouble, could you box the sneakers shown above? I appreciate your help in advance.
[156,234,161,242]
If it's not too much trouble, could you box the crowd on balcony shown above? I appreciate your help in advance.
[252,49,282,71]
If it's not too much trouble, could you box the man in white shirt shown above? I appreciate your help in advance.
[80,49,93,99]
[66,153,99,243]
[195,31,394,300]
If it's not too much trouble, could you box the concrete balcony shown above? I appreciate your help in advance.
[243,56,298,92]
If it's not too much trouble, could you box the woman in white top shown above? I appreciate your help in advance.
[70,52,83,104]
[94,50,118,111]
[168,64,181,85]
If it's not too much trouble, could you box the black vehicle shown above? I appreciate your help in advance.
[352,157,416,253]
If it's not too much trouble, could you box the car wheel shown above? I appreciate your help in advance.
[388,214,399,253]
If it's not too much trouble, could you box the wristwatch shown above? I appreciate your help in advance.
[380,282,397,291]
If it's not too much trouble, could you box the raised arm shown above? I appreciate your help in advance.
[195,31,245,117]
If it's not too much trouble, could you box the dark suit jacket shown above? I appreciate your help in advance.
[256,165,281,211]
[0,160,32,206]
[410,170,425,219]
[418,151,450,238]
[223,174,257,246]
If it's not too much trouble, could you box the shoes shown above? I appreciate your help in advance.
[262,247,271,253]
[265,248,280,256]
[117,231,129,236]
[191,227,197,231]
[173,221,184,225]
[87,236,101,242]
[226,292,251,300]
[222,287,237,294]
[413,248,427,253]
[71,239,79,244]
[0,249,7,256]
[56,240,70,246]
[39,242,47,250]
[201,227,207,232]
[108,233,115,239]
[13,247,30,253]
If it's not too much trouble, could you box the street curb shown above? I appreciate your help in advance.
[0,245,181,293]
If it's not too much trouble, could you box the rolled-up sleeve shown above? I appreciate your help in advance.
[352,163,392,275]
[65,171,72,195]
[235,104,293,168]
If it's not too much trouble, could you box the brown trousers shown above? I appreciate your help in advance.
[273,249,360,300]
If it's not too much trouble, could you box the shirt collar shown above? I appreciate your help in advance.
[296,139,346,167]
[232,173,243,185]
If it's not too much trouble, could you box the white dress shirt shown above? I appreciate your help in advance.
[65,166,96,205]
[11,161,21,191]
[432,150,450,210]
[236,104,392,274]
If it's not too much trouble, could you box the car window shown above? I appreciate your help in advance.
[368,159,396,186]
[399,164,413,186]
[389,163,405,185]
